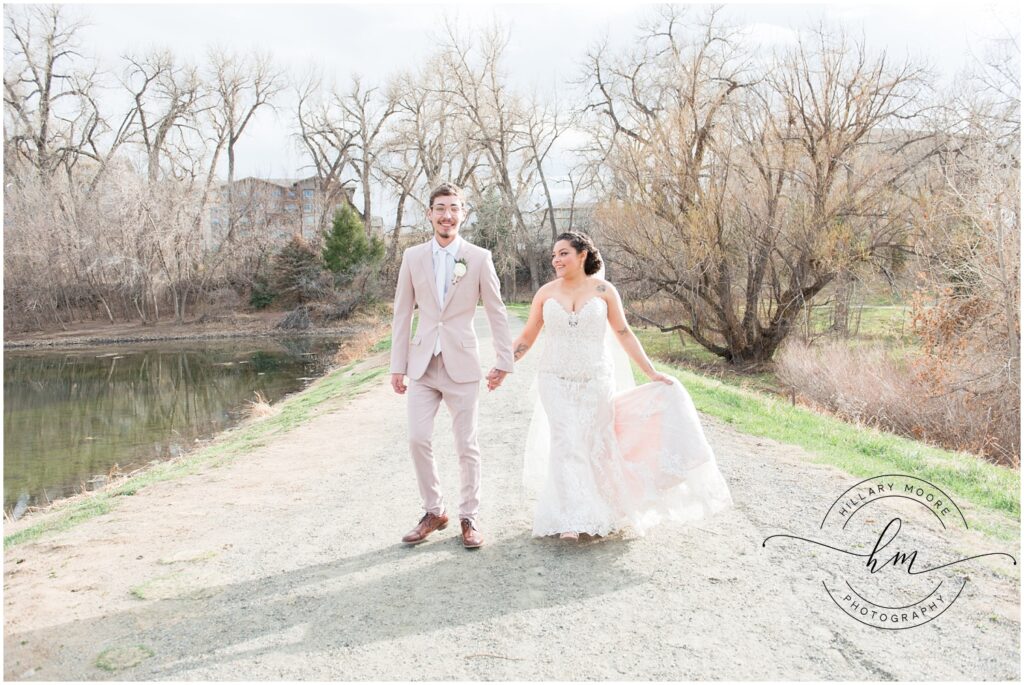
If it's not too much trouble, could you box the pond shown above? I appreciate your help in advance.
[3,336,348,517]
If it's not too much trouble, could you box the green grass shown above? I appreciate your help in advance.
[129,579,159,601]
[631,326,778,391]
[4,353,389,550]
[637,362,1019,533]
[94,644,154,672]
[633,326,734,365]
[3,497,115,549]
[805,304,915,343]
[505,302,531,319]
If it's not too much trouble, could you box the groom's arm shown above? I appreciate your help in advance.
[479,249,514,375]
[390,250,415,391]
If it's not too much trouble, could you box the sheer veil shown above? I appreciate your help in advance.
[521,265,635,498]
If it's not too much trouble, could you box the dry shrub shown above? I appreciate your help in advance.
[246,391,277,419]
[307,297,360,323]
[276,305,311,331]
[776,340,1019,467]
[194,288,243,324]
[331,304,390,367]
[908,285,1020,466]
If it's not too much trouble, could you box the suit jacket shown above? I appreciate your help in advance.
[390,238,514,383]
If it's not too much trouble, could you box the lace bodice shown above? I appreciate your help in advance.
[539,297,613,380]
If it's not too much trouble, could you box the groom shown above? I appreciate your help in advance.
[390,182,514,549]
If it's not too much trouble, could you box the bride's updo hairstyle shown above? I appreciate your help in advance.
[555,231,603,276]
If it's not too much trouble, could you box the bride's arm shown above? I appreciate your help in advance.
[602,283,673,384]
[511,286,548,362]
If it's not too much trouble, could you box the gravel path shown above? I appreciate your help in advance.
[3,309,1020,680]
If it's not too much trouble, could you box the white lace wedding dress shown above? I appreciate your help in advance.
[529,297,733,537]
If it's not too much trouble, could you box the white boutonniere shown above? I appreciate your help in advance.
[452,258,468,285]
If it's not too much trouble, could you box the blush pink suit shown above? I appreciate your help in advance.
[390,238,514,524]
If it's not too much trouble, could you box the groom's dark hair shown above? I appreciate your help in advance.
[429,182,465,207]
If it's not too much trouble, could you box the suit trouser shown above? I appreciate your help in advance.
[407,351,481,522]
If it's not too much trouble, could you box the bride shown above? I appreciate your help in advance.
[511,231,733,540]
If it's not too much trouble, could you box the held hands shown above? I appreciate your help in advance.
[486,368,508,392]
[391,373,407,394]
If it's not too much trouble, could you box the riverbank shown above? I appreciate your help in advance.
[3,342,391,550]
[4,306,388,349]
[3,310,391,543]
[3,308,1019,680]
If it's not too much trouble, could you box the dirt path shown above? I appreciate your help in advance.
[3,309,1020,680]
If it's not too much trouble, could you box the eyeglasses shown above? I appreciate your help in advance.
[431,204,464,215]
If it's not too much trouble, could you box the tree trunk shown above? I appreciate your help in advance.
[97,294,115,324]
[172,287,183,324]
[831,271,853,337]
[386,189,408,266]
[537,163,558,241]
[362,174,373,237]
[226,145,236,240]
[133,296,148,325]
[526,245,541,292]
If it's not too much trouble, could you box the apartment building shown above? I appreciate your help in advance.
[534,202,595,234]
[204,176,358,247]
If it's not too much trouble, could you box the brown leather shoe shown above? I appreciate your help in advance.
[460,518,483,549]
[402,511,449,545]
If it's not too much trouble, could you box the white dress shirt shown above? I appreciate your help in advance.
[431,235,461,355]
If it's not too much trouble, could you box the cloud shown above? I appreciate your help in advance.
[738,22,799,48]
[826,4,876,22]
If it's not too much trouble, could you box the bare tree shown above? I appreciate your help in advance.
[391,58,482,191]
[911,27,1020,463]
[4,8,291,329]
[581,7,754,358]
[524,92,571,242]
[121,48,203,183]
[583,8,929,363]
[207,47,285,240]
[377,59,484,270]
[294,67,356,228]
[436,19,549,288]
[338,75,396,233]
[3,6,165,327]
[3,4,110,182]
[376,148,420,269]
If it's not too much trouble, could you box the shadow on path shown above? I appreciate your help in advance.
[7,531,644,678]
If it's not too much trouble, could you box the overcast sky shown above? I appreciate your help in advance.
[9,2,1019,213]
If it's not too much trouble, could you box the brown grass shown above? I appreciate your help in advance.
[246,391,277,420]
[776,340,1020,467]
[331,312,389,367]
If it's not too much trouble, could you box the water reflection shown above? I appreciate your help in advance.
[3,337,344,514]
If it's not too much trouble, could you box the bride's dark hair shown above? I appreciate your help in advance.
[555,231,603,276]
